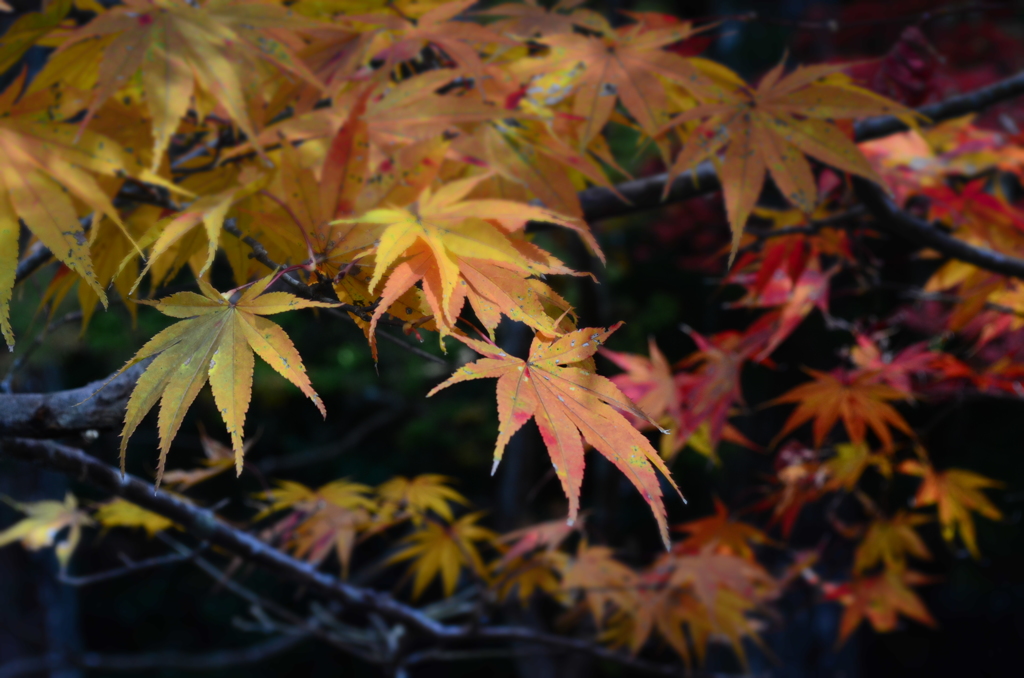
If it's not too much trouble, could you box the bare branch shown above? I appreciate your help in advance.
[855,69,1024,142]
[0,635,307,677]
[0,359,151,438]
[57,543,208,587]
[0,438,682,676]
[853,178,1024,280]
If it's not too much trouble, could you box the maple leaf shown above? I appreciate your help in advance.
[520,12,720,148]
[660,61,914,258]
[732,205,858,297]
[377,475,468,524]
[604,331,760,460]
[0,72,164,348]
[849,334,942,397]
[672,498,774,560]
[753,441,826,536]
[162,425,248,491]
[601,337,681,428]
[830,568,936,643]
[476,0,593,39]
[115,273,337,483]
[663,545,776,614]
[561,544,637,624]
[428,324,681,547]
[600,583,695,662]
[290,503,373,577]
[900,458,1003,558]
[492,517,576,606]
[0,0,70,75]
[339,178,597,352]
[255,478,376,575]
[93,498,177,537]
[386,511,496,598]
[499,516,579,564]
[636,548,773,666]
[59,0,321,170]
[732,259,835,360]
[823,442,892,491]
[494,549,568,606]
[673,327,758,454]
[854,511,932,574]
[38,211,149,334]
[134,166,267,291]
[354,0,517,82]
[0,493,93,570]
[770,367,914,450]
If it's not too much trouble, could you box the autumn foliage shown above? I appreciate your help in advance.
[0,0,1022,673]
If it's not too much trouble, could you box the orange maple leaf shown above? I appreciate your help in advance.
[770,367,914,450]
[601,337,682,427]
[428,324,681,547]
[900,457,1003,558]
[521,12,719,148]
[829,568,936,644]
[672,498,775,560]
[660,60,915,258]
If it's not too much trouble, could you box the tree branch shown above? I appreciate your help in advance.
[855,69,1024,142]
[57,543,208,587]
[0,360,151,438]
[13,242,52,286]
[0,438,680,677]
[0,634,307,677]
[853,178,1024,279]
[579,68,1024,222]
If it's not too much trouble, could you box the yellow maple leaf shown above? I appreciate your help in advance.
[255,478,376,575]
[823,442,892,491]
[58,0,322,171]
[114,273,337,482]
[853,511,932,574]
[338,176,595,351]
[94,498,177,538]
[0,493,93,570]
[0,71,163,348]
[376,475,468,524]
[386,511,496,599]
[162,425,247,490]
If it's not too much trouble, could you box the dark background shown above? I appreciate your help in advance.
[3,0,1024,676]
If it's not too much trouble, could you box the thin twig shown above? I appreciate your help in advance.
[57,543,208,587]
[0,635,307,677]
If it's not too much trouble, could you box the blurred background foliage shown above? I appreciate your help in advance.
[2,0,1024,677]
